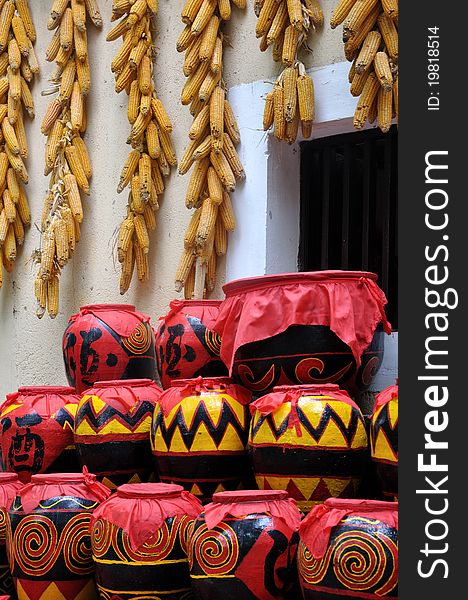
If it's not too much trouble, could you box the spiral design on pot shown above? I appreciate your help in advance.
[298,542,333,585]
[0,508,7,542]
[121,520,178,562]
[189,523,239,576]
[91,518,113,559]
[178,515,195,556]
[12,516,58,577]
[122,323,152,354]
[333,530,386,591]
[204,329,222,356]
[62,514,94,575]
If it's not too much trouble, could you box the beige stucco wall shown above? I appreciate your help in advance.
[0,1,345,398]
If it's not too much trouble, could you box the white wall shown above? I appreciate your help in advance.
[0,1,380,398]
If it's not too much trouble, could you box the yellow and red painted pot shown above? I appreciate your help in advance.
[7,471,110,600]
[63,304,157,394]
[0,387,80,483]
[151,377,252,503]
[155,300,228,390]
[74,379,162,490]
[298,498,398,599]
[212,272,392,395]
[90,483,203,599]
[0,473,22,597]
[370,384,398,500]
[249,385,369,513]
[188,489,301,599]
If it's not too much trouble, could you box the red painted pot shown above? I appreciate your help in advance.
[298,498,398,599]
[8,472,110,600]
[63,304,157,393]
[189,490,301,599]
[370,384,398,500]
[74,379,162,491]
[0,473,22,597]
[0,387,80,483]
[155,300,228,389]
[212,271,391,395]
[151,377,252,503]
[90,483,203,599]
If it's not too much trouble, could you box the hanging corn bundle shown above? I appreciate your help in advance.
[109,0,176,294]
[255,0,323,143]
[175,0,246,299]
[330,0,398,132]
[33,0,102,318]
[0,0,37,289]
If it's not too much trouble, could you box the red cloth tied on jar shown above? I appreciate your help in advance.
[299,498,399,559]
[90,483,203,551]
[69,304,151,338]
[82,379,162,413]
[19,469,110,514]
[159,299,221,325]
[212,271,392,372]
[373,383,399,412]
[250,384,359,436]
[0,473,22,510]
[204,490,301,531]
[159,377,252,418]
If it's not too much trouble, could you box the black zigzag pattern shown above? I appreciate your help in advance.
[371,403,398,453]
[77,400,154,431]
[154,401,248,450]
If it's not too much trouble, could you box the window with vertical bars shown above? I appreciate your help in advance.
[299,125,398,327]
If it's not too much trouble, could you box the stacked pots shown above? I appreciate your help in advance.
[249,384,369,513]
[0,387,80,482]
[151,377,252,503]
[63,304,157,393]
[298,499,398,599]
[74,379,162,490]
[212,271,391,395]
[8,472,110,600]
[189,490,301,599]
[155,300,227,389]
[0,474,22,597]
[90,483,202,599]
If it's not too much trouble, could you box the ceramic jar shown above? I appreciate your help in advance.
[0,473,22,597]
[370,384,398,500]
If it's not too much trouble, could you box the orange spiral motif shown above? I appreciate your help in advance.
[298,542,333,585]
[120,520,178,563]
[204,329,222,356]
[122,323,152,354]
[62,515,94,575]
[91,519,113,559]
[178,516,195,556]
[189,523,239,576]
[0,508,7,543]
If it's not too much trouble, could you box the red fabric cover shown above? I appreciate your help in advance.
[159,376,252,417]
[81,379,162,412]
[0,473,21,509]
[373,383,399,412]
[250,384,361,436]
[212,271,392,372]
[69,304,151,338]
[0,387,80,483]
[159,299,222,324]
[204,489,301,531]
[299,498,399,559]
[90,483,203,551]
[19,468,111,514]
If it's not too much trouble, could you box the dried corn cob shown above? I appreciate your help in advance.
[331,0,398,132]
[33,0,99,313]
[0,0,37,289]
[177,0,246,297]
[109,0,176,291]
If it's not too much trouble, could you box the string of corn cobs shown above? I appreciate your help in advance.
[34,0,102,319]
[111,0,176,294]
[175,0,246,299]
[330,0,398,132]
[255,0,323,143]
[0,0,37,290]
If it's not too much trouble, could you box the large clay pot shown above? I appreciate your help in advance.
[0,474,21,597]
[212,271,392,395]
[249,384,369,513]
[90,483,203,599]
[155,300,228,389]
[0,387,80,483]
[370,384,398,500]
[8,472,110,600]
[298,499,398,599]
[151,377,252,503]
[74,379,162,490]
[63,304,157,393]
[189,490,301,599]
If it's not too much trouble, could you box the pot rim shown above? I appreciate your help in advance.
[17,386,77,395]
[90,379,156,389]
[212,490,289,504]
[79,303,137,312]
[116,483,184,499]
